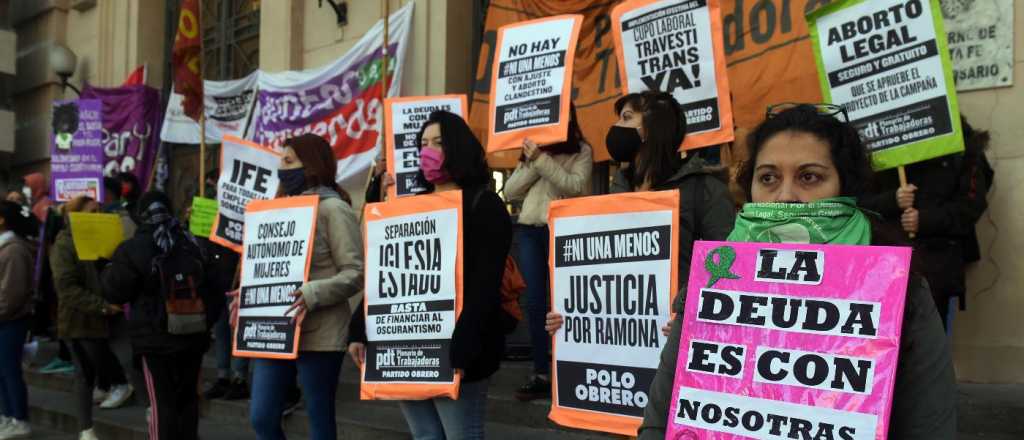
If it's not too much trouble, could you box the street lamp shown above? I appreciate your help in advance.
[50,43,80,96]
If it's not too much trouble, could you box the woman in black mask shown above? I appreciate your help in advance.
[603,91,736,312]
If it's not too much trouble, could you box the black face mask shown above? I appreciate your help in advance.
[605,125,643,162]
[277,168,307,196]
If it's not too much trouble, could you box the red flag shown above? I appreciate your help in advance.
[121,65,147,86]
[172,0,203,121]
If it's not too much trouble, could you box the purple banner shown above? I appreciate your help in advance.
[50,99,104,202]
[80,84,162,190]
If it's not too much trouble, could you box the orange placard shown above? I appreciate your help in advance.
[232,195,319,360]
[360,191,464,400]
[611,0,734,150]
[487,14,583,154]
[383,95,468,200]
[209,135,282,253]
[547,190,680,436]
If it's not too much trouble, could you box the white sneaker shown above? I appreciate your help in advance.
[0,420,31,439]
[79,427,99,440]
[100,384,133,409]
[92,387,109,404]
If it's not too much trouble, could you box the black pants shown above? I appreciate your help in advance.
[141,350,203,440]
[68,339,129,431]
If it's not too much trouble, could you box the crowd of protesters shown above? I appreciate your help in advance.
[0,91,992,440]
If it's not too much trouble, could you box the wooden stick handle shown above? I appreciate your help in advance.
[897,166,915,239]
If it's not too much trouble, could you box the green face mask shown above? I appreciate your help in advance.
[726,197,871,245]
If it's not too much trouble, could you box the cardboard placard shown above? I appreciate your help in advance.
[210,135,282,252]
[233,195,319,360]
[548,190,680,436]
[188,197,218,238]
[50,99,105,203]
[807,0,963,170]
[488,14,583,153]
[611,0,734,150]
[361,191,464,400]
[666,241,912,439]
[68,213,125,261]
[383,95,468,199]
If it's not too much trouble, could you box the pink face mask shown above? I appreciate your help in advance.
[419,147,451,184]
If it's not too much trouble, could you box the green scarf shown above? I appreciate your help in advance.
[726,197,871,245]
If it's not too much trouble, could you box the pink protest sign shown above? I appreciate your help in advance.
[667,241,911,440]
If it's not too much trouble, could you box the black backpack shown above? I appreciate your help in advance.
[153,241,209,335]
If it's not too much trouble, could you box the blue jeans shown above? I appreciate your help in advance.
[516,225,550,374]
[214,304,249,379]
[250,351,342,440]
[0,319,29,421]
[399,378,490,440]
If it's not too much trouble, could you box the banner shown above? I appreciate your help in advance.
[249,2,413,193]
[172,0,203,120]
[611,0,734,150]
[941,0,1014,91]
[68,212,124,261]
[80,84,163,189]
[210,136,281,252]
[233,195,318,360]
[383,95,468,199]
[808,0,963,170]
[666,241,911,439]
[487,15,583,154]
[50,99,104,202]
[548,190,679,436]
[361,191,463,400]
[160,72,259,144]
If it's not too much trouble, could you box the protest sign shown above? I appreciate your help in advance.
[941,0,1014,91]
[210,136,281,252]
[488,15,583,153]
[383,95,468,199]
[79,84,163,188]
[611,0,734,150]
[361,191,463,400]
[548,190,679,436]
[250,2,412,194]
[188,197,218,238]
[233,195,318,360]
[161,72,259,143]
[666,241,911,439]
[68,213,124,261]
[808,0,963,170]
[50,99,104,202]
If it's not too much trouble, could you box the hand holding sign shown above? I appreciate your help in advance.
[285,290,307,325]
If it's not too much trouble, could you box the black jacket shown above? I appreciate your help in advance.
[101,224,223,355]
[350,185,513,383]
[860,152,991,298]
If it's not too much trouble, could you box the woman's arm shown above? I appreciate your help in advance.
[50,235,108,315]
[301,199,364,311]
[531,145,593,197]
[503,162,540,201]
[638,313,684,440]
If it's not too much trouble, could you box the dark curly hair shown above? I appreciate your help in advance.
[737,105,874,202]
[52,102,80,134]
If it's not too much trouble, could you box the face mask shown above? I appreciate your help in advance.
[605,125,643,162]
[726,197,871,245]
[277,168,307,196]
[419,148,450,184]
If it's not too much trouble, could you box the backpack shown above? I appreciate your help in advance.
[470,189,526,334]
[153,241,209,335]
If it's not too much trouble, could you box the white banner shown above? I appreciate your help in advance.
[249,2,413,194]
[210,136,282,252]
[941,0,1015,91]
[159,71,259,144]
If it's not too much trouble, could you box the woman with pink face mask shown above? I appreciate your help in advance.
[348,111,512,439]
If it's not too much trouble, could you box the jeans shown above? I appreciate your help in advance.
[214,303,249,379]
[141,350,204,440]
[0,319,28,421]
[250,351,343,440]
[399,378,490,440]
[69,338,129,430]
[516,225,550,375]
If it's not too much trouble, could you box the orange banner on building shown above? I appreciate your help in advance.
[469,0,824,166]
[547,190,680,436]
[361,191,464,400]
